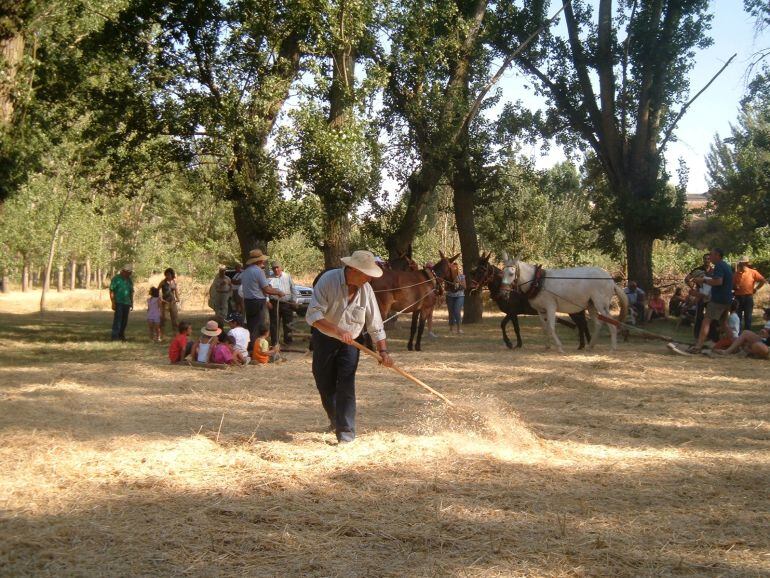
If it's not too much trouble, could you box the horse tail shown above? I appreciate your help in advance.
[614,282,629,322]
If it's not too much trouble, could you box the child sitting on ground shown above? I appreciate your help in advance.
[191,320,221,363]
[168,321,193,363]
[147,287,162,342]
[212,334,248,366]
[226,313,251,364]
[252,327,281,364]
[645,288,667,322]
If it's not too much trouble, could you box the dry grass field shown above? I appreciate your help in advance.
[0,290,768,577]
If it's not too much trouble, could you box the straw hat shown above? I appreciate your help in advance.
[121,264,134,272]
[341,250,383,278]
[738,255,750,264]
[245,249,269,265]
[201,320,222,336]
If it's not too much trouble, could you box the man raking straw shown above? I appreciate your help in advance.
[306,250,394,444]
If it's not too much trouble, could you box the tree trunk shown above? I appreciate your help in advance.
[96,267,102,288]
[69,259,77,290]
[319,38,356,270]
[451,153,483,323]
[233,203,268,263]
[0,33,24,127]
[56,266,64,292]
[322,212,350,269]
[625,227,654,290]
[22,261,29,291]
[1,269,8,293]
[41,185,74,312]
[385,162,445,259]
[84,257,91,289]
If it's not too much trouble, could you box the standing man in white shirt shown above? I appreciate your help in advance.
[268,261,297,345]
[305,250,394,444]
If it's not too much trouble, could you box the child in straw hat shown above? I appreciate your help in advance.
[191,320,222,363]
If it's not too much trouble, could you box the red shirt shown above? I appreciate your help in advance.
[168,333,188,363]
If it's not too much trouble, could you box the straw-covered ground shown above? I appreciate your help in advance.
[0,290,768,577]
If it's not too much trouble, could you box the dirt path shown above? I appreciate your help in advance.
[0,309,767,576]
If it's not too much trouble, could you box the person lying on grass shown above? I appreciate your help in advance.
[168,321,193,363]
[252,327,281,364]
[713,327,769,359]
[192,320,221,363]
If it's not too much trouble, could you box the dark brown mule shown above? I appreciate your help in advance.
[371,252,460,351]
[469,253,591,349]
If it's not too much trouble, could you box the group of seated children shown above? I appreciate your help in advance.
[167,313,281,365]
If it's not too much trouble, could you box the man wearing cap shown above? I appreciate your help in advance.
[268,261,296,345]
[733,256,766,331]
[306,250,393,444]
[241,249,285,350]
[109,265,134,341]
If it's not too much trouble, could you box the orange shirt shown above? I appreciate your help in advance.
[733,267,765,296]
[252,338,270,364]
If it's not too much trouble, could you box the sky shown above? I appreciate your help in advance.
[496,0,768,195]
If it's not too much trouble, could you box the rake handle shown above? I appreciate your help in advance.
[348,340,455,406]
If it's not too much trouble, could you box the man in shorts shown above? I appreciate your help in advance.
[690,248,733,353]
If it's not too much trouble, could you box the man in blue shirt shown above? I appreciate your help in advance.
[691,248,733,353]
[241,249,285,351]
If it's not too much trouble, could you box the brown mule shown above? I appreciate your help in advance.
[371,252,460,351]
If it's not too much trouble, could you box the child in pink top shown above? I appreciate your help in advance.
[147,287,162,342]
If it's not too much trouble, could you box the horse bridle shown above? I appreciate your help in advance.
[501,262,520,293]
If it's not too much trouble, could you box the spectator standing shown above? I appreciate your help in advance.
[109,265,134,341]
[733,256,766,331]
[685,253,714,340]
[240,249,285,351]
[446,268,466,334]
[210,266,232,320]
[268,261,297,345]
[146,287,162,342]
[624,281,646,324]
[158,267,180,337]
[230,263,244,314]
[690,248,733,353]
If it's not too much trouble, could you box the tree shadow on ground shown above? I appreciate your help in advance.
[1,451,766,577]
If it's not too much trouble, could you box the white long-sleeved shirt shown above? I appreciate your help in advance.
[268,271,296,303]
[305,268,386,342]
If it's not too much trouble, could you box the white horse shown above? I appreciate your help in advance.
[499,254,629,353]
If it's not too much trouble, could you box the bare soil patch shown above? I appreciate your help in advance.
[0,303,767,576]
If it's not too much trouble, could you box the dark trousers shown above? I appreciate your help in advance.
[111,303,131,340]
[269,301,295,345]
[736,294,754,332]
[244,298,266,351]
[311,329,361,442]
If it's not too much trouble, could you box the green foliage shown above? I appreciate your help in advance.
[475,159,600,267]
[706,75,770,253]
[286,103,381,228]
